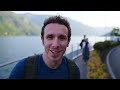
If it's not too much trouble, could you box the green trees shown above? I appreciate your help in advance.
[111,27,120,36]
[0,11,41,36]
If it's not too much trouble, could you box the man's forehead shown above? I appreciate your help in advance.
[45,23,67,30]
[44,24,68,35]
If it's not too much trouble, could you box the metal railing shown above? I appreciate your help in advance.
[0,43,81,68]
[0,43,93,79]
[65,43,82,60]
[0,43,94,68]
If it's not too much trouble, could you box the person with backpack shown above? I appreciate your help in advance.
[80,35,86,54]
[82,38,90,64]
[9,15,80,79]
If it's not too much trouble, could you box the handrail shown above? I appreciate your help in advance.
[0,43,92,68]
[65,43,93,60]
[0,60,18,68]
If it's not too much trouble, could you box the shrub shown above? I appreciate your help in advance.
[87,51,109,79]
[93,42,105,51]
[103,40,111,48]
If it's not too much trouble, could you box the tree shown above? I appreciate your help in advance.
[111,27,120,36]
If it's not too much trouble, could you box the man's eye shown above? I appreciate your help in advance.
[47,35,53,39]
[59,36,66,40]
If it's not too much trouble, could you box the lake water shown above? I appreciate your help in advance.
[0,36,110,79]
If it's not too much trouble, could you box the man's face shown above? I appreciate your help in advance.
[42,23,70,62]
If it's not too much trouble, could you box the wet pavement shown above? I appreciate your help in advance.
[73,55,88,79]
[106,45,120,79]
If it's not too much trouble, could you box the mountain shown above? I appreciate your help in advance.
[19,13,113,36]
[0,11,41,36]
[19,13,51,27]
[19,13,97,36]
[0,11,113,36]
[67,18,97,36]
[94,27,113,36]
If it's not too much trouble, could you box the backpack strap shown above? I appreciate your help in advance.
[25,55,77,79]
[64,56,77,79]
[24,55,39,79]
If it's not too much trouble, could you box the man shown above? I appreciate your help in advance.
[82,38,90,64]
[9,15,80,79]
[80,35,86,53]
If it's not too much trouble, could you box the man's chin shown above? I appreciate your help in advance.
[51,56,61,61]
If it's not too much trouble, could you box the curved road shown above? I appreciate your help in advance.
[107,45,120,79]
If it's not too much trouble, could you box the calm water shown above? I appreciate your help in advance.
[0,36,44,64]
[0,36,109,79]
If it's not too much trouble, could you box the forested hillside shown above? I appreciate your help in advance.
[0,11,41,36]
[0,11,112,36]
[20,13,112,36]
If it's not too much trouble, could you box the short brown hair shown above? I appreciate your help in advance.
[41,15,71,41]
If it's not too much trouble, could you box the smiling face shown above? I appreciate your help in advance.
[42,23,70,63]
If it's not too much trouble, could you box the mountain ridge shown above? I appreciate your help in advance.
[0,11,113,36]
[0,11,41,36]
[19,13,113,36]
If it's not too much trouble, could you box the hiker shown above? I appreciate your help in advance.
[9,15,80,79]
[82,38,90,64]
[80,35,86,53]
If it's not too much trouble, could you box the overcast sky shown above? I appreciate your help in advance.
[12,11,120,28]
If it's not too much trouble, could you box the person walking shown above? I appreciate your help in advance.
[80,35,86,55]
[82,38,90,64]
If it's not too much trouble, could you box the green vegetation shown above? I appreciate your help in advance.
[110,27,120,36]
[87,51,109,79]
[93,40,120,62]
[0,11,41,36]
[87,40,120,79]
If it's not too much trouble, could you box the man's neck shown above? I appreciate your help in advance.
[42,53,62,69]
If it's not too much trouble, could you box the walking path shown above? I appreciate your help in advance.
[73,55,88,79]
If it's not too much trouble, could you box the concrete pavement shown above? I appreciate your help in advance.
[73,55,88,79]
[106,45,120,79]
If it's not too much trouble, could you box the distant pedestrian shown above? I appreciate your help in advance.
[80,35,86,49]
[80,35,86,55]
[82,38,90,64]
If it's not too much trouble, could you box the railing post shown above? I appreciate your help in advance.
[71,44,73,59]
[77,44,79,56]
[64,51,66,57]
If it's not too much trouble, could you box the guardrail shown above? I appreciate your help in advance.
[0,43,94,79]
[65,43,93,60]
[0,43,81,68]
[0,60,18,68]
[0,43,93,68]
[65,43,81,60]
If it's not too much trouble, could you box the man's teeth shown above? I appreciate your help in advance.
[52,51,59,53]
[51,50,60,53]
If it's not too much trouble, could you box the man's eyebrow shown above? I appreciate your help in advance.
[46,34,53,36]
[59,34,66,37]
[59,34,67,37]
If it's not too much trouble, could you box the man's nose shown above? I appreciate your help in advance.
[52,38,60,48]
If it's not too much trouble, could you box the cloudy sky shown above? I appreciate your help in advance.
[12,11,120,28]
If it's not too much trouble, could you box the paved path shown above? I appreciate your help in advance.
[73,55,88,79]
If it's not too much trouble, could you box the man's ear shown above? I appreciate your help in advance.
[67,38,71,47]
[41,36,44,45]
